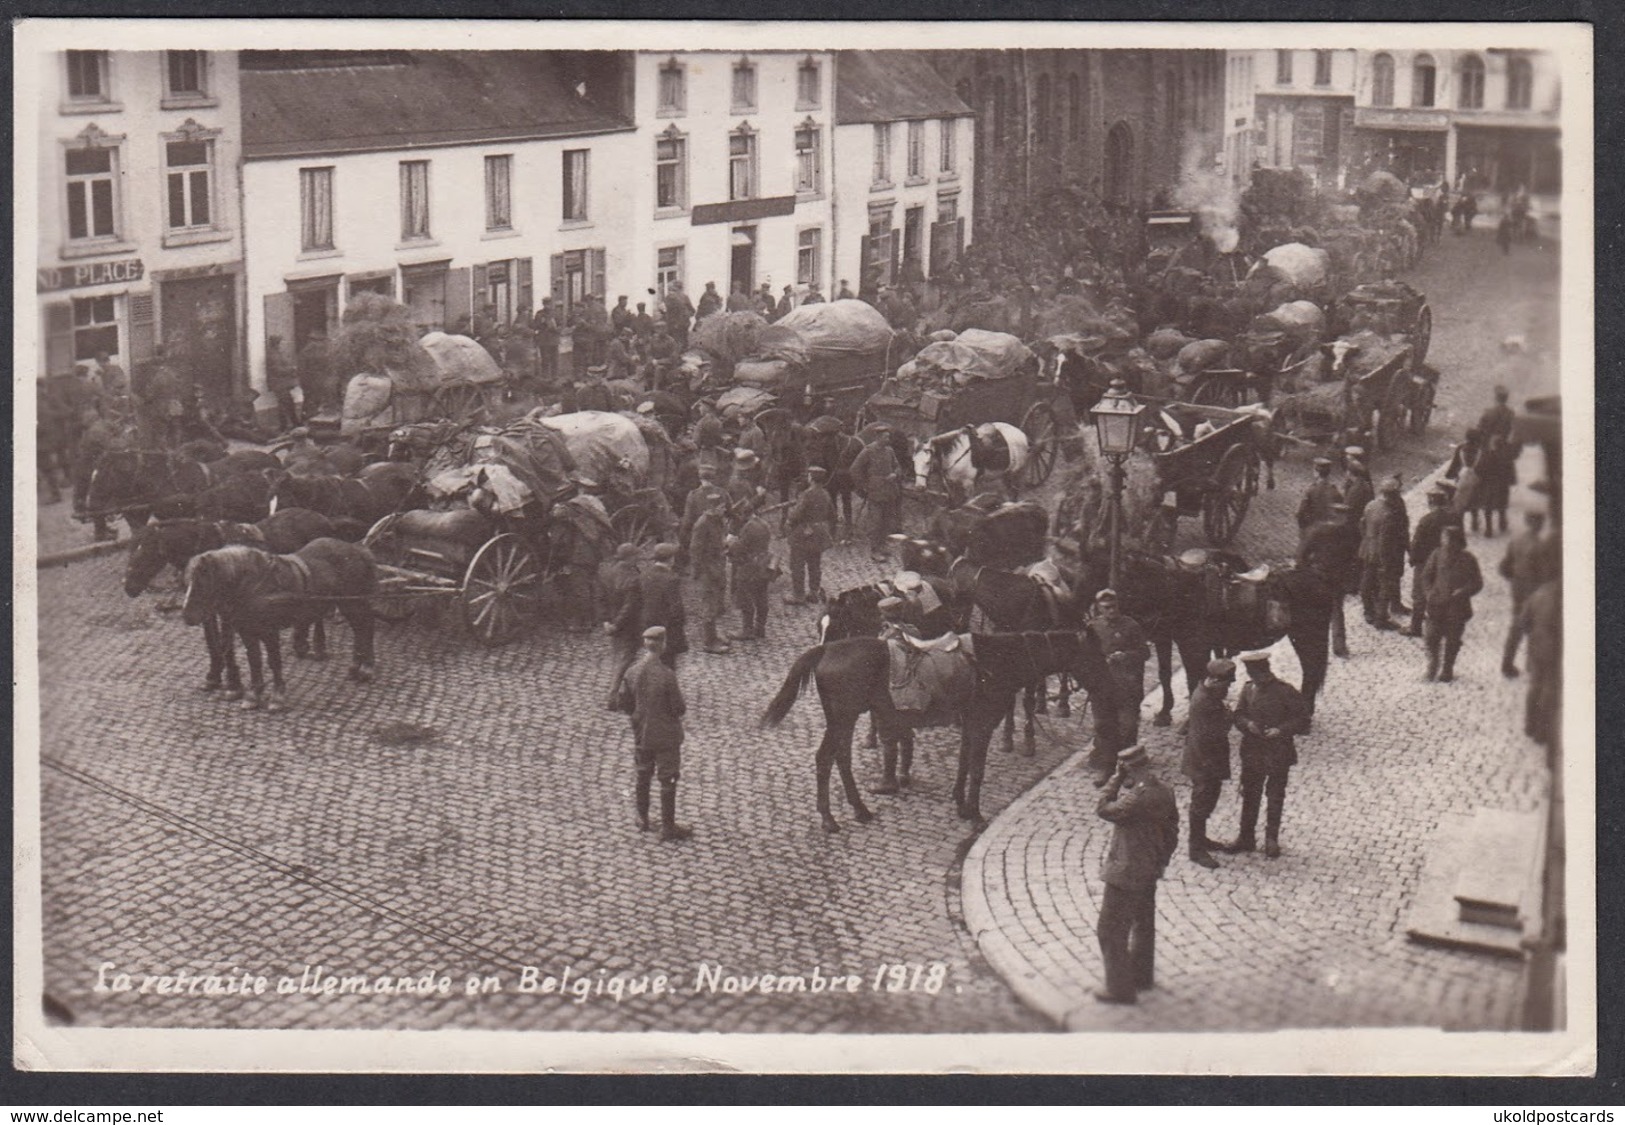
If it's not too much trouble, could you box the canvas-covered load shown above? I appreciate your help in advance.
[425,416,576,515]
[716,385,777,416]
[1332,329,1410,378]
[907,329,1033,385]
[1032,294,1139,344]
[734,358,796,388]
[420,332,506,386]
[776,299,893,356]
[1254,300,1325,338]
[691,312,771,374]
[1262,243,1331,290]
[340,373,399,434]
[1359,170,1411,203]
[536,409,650,491]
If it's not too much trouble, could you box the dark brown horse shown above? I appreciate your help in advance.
[86,448,280,528]
[760,630,1121,832]
[182,540,378,712]
[269,461,419,525]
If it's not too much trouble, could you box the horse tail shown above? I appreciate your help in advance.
[761,644,825,728]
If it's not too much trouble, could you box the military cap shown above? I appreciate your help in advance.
[614,543,639,560]
[1095,587,1120,602]
[697,460,720,477]
[1239,651,1273,665]
[651,542,679,560]
[1206,658,1236,679]
[806,465,829,481]
[1116,744,1149,767]
[636,400,656,414]
[1330,501,1351,512]
[1343,445,1366,459]
[1313,456,1333,468]
[734,448,760,463]
[641,626,667,640]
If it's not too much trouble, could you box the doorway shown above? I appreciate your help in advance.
[903,206,925,278]
[161,275,237,409]
[730,226,756,295]
[291,282,338,353]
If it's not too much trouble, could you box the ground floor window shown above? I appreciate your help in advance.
[73,295,119,361]
[656,246,684,299]
[477,258,534,327]
[402,264,448,335]
[796,228,822,287]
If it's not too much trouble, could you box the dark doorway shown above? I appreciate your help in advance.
[730,226,756,294]
[903,206,925,277]
[161,275,237,409]
[1105,121,1135,207]
[291,283,338,353]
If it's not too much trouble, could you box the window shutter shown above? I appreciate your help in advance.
[550,254,566,309]
[517,257,534,315]
[859,233,875,282]
[590,249,607,301]
[930,219,954,274]
[470,262,489,309]
[44,302,74,376]
[444,266,472,332]
[128,292,156,365]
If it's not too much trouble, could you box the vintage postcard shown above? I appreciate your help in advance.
[13,18,1595,1075]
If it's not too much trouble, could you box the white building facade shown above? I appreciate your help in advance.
[35,49,245,404]
[1251,48,1358,188]
[1222,50,1257,188]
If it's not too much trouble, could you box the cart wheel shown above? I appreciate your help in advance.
[1408,378,1437,436]
[1146,508,1178,555]
[1411,304,1433,370]
[462,533,544,646]
[1189,375,1242,409]
[611,504,661,550]
[361,514,417,623]
[1020,401,1059,486]
[436,383,487,423]
[1375,375,1410,452]
[1202,445,1256,547]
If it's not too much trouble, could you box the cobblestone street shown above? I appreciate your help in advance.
[32,219,1564,1035]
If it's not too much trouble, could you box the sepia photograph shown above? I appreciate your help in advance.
[12,18,1595,1076]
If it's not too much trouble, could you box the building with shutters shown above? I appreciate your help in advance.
[240,50,636,408]
[832,51,975,296]
[625,51,838,310]
[1252,49,1358,190]
[34,49,245,405]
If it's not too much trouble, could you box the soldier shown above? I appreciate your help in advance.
[726,447,766,511]
[134,344,186,447]
[610,294,634,335]
[1093,744,1179,1005]
[1222,651,1311,859]
[726,280,753,313]
[1518,578,1562,750]
[736,412,767,458]
[1182,658,1236,870]
[1342,446,1375,533]
[836,279,856,301]
[607,327,638,383]
[1419,525,1484,683]
[532,299,562,384]
[785,466,835,605]
[575,367,614,413]
[636,543,689,668]
[601,543,644,708]
[294,333,331,424]
[1296,456,1342,534]
[696,281,724,324]
[1297,501,1360,658]
[678,460,731,563]
[692,400,725,464]
[663,281,696,349]
[1400,486,1456,637]
[726,498,774,642]
[614,626,693,841]
[74,404,126,542]
[688,492,734,656]
[265,335,300,433]
[1500,510,1560,677]
[1477,384,1515,447]
[802,281,826,306]
[1086,589,1150,786]
[850,424,904,562]
[36,376,70,505]
[1359,475,1410,630]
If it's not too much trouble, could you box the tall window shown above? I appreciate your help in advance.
[656,246,684,298]
[657,58,686,115]
[731,58,757,113]
[65,145,118,241]
[1314,50,1332,87]
[65,50,108,101]
[484,155,512,231]
[797,228,822,286]
[73,296,119,361]
[1507,57,1534,109]
[872,123,893,184]
[906,120,925,180]
[1276,50,1293,85]
[166,51,206,97]
[939,118,956,173]
[399,160,430,240]
[1458,54,1485,109]
[728,128,757,201]
[562,150,589,221]
[300,167,334,251]
[1371,53,1395,107]
[655,132,687,210]
[1412,54,1437,107]
[165,139,213,230]
[794,124,822,194]
[797,57,821,109]
[1036,74,1052,144]
[1067,74,1082,141]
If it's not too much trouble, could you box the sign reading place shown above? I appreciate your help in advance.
[38,258,145,293]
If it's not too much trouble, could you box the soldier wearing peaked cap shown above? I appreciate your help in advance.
[1094,744,1179,1005]
[634,544,688,668]
[1297,456,1343,533]
[1297,500,1360,658]
[785,466,835,606]
[1221,652,1311,859]
[614,626,694,841]
[1401,486,1459,637]
[1181,658,1236,870]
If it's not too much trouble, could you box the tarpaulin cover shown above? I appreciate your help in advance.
[1360,171,1410,202]
[691,312,771,369]
[1256,300,1325,336]
[419,332,506,386]
[536,409,650,490]
[1333,329,1410,378]
[753,324,812,367]
[1033,296,1138,343]
[776,299,893,356]
[734,358,796,388]
[1262,243,1331,289]
[425,417,576,515]
[910,329,1033,383]
[716,385,778,415]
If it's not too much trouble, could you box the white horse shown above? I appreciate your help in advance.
[911,422,1031,508]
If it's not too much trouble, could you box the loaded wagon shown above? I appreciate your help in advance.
[340,332,509,452]
[1142,407,1274,551]
[731,299,902,422]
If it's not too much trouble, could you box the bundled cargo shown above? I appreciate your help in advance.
[1262,242,1331,290]
[425,415,576,516]
[419,332,506,387]
[897,328,1033,391]
[775,299,894,356]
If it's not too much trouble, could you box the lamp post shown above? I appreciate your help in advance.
[1089,379,1147,591]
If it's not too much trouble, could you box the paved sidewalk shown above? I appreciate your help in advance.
[962,451,1555,1031]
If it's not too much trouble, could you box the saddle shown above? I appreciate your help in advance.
[1177,550,1289,633]
[886,636,973,728]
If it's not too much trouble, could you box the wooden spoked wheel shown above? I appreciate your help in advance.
[1202,444,1257,547]
[1411,304,1433,370]
[611,504,661,550]
[1020,401,1059,486]
[436,382,487,423]
[461,533,544,646]
[362,514,418,623]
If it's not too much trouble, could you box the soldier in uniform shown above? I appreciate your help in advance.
[1297,501,1360,658]
[1419,525,1483,683]
[1518,578,1562,751]
[636,543,689,668]
[850,424,904,562]
[294,333,331,424]
[726,447,767,511]
[688,492,734,656]
[663,282,696,350]
[1093,744,1179,1005]
[1222,651,1311,859]
[1500,510,1560,678]
[614,626,693,841]
[265,335,301,432]
[678,460,730,565]
[1400,487,1456,637]
[695,281,724,324]
[601,543,644,708]
[135,344,186,447]
[1086,589,1150,786]
[73,404,127,541]
[1342,447,1375,534]
[1359,475,1410,630]
[532,299,561,384]
[736,412,767,458]
[726,498,774,641]
[1296,456,1342,535]
[1182,658,1236,870]
[785,465,835,605]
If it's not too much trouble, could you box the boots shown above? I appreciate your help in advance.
[659,779,692,842]
[1425,640,1441,682]
[1265,834,1282,859]
[635,771,653,832]
[701,620,732,656]
[1438,640,1461,683]
[1189,813,1219,868]
[1220,835,1256,855]
[1400,600,1425,637]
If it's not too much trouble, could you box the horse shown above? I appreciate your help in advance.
[269,461,419,525]
[760,630,1122,832]
[805,422,864,535]
[182,540,379,712]
[911,423,1030,509]
[86,448,282,528]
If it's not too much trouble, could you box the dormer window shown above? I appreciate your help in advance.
[796,56,821,110]
[731,57,757,114]
[658,56,686,116]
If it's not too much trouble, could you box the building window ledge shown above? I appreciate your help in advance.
[162,227,233,249]
[870,180,896,194]
[795,100,821,113]
[904,175,930,188]
[59,238,138,261]
[481,228,522,241]
[938,172,960,184]
[795,189,825,203]
[161,95,219,111]
[654,206,690,221]
[559,219,593,232]
[59,99,123,116]
[297,247,342,262]
[732,104,757,116]
[395,238,440,252]
[655,106,686,119]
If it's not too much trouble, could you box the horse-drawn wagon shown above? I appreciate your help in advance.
[339,331,510,449]
[1142,406,1274,551]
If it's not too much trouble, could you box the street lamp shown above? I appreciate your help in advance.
[1089,379,1147,590]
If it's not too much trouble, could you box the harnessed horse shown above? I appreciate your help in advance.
[911,423,1030,509]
